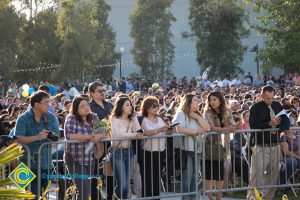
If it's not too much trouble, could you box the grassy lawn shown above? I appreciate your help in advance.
[225,189,300,200]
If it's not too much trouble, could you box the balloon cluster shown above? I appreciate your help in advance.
[21,84,35,98]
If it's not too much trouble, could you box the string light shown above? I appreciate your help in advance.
[11,50,197,73]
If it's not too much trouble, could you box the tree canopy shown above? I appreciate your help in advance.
[253,0,300,73]
[130,0,176,80]
[188,0,249,78]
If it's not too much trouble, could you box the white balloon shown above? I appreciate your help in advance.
[22,84,30,91]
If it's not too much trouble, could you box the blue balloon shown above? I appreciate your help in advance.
[28,88,35,95]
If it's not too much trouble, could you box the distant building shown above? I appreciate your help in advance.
[56,0,281,79]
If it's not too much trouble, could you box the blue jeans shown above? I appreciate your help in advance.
[280,157,299,184]
[111,147,134,199]
[181,151,198,200]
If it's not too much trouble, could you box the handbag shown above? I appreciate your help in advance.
[205,135,226,161]
[94,141,105,159]
[102,148,113,176]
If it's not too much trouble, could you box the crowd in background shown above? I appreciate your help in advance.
[1,72,300,200]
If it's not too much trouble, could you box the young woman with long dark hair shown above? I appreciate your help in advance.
[109,97,143,199]
[204,91,238,200]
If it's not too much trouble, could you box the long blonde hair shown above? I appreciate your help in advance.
[178,93,202,118]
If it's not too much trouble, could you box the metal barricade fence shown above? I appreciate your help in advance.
[36,134,202,200]
[202,127,300,199]
[34,127,300,199]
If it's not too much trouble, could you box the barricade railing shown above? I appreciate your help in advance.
[36,133,202,200]
[202,127,300,199]
[33,127,300,199]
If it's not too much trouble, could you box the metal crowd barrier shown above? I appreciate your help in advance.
[36,134,202,200]
[33,127,300,199]
[202,127,300,199]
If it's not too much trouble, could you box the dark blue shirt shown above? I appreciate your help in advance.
[90,100,113,120]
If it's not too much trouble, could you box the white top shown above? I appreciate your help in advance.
[172,111,203,153]
[110,115,141,148]
[142,117,166,152]
[69,87,80,97]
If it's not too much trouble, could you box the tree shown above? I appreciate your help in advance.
[56,0,96,81]
[90,0,118,80]
[188,0,249,78]
[56,0,117,81]
[34,9,61,80]
[0,0,22,79]
[130,0,176,80]
[253,0,300,73]
[15,8,60,81]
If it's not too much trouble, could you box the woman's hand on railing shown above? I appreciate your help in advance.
[195,129,208,135]
[229,126,238,133]
[135,133,143,139]
[90,134,103,143]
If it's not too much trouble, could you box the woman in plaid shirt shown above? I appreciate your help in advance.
[110,97,143,199]
[64,96,105,200]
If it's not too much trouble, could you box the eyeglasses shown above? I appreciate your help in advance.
[39,100,50,105]
[152,104,159,109]
[95,89,104,94]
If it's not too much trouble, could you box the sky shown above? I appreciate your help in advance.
[11,0,55,18]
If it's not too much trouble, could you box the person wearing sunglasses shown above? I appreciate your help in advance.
[88,81,114,200]
[139,96,172,199]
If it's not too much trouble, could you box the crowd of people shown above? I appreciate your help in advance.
[0,72,300,200]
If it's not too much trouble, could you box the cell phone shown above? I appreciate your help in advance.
[169,122,180,129]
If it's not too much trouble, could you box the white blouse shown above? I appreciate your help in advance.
[142,117,166,152]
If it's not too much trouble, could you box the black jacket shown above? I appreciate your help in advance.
[249,100,290,145]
